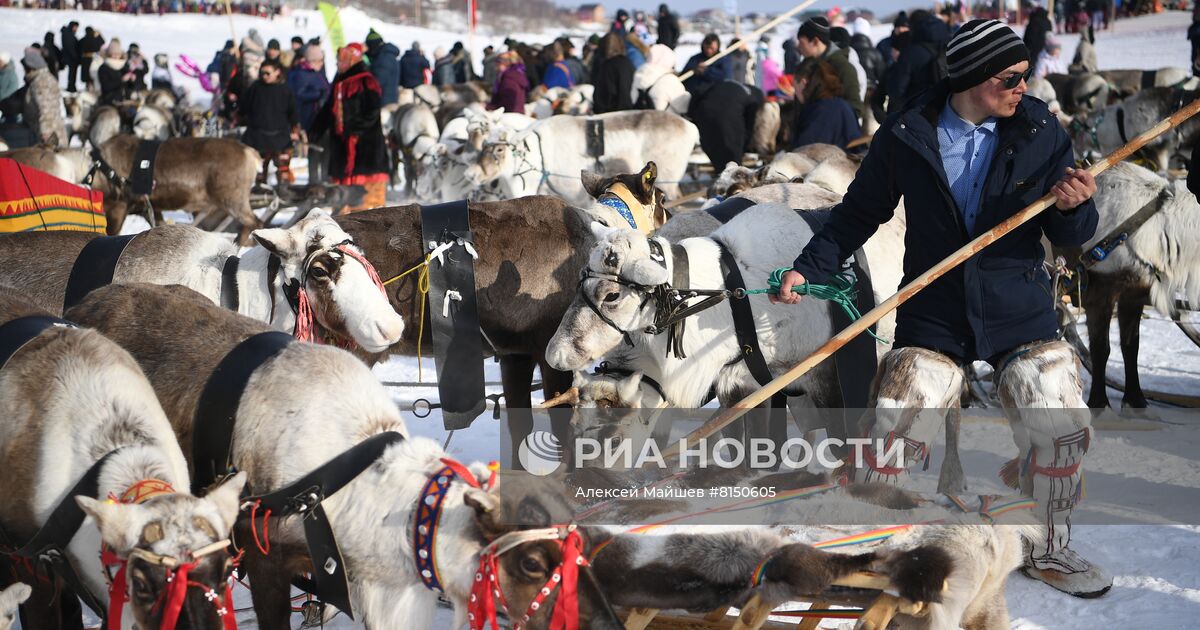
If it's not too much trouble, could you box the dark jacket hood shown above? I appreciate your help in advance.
[912,16,952,46]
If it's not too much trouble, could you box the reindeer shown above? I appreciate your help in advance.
[65,283,619,630]
[462,110,698,204]
[1069,87,1200,172]
[0,287,246,630]
[0,210,405,355]
[92,134,261,243]
[1059,162,1200,408]
[416,106,535,203]
[389,101,440,195]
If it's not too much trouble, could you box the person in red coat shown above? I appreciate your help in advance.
[311,42,389,211]
[487,51,528,114]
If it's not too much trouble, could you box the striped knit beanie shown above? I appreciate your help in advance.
[797,16,832,46]
[946,19,1030,93]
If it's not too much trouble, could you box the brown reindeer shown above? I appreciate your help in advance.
[94,134,261,244]
[334,169,666,441]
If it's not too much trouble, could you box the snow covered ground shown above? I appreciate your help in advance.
[4,6,1200,629]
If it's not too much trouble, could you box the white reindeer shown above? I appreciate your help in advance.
[0,210,406,354]
[0,288,246,629]
[463,110,698,205]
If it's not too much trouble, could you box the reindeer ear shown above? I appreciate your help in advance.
[589,220,617,242]
[617,371,645,405]
[76,496,141,553]
[251,227,296,258]
[464,488,504,537]
[204,471,248,532]
[580,170,606,198]
[623,258,669,286]
[638,162,658,195]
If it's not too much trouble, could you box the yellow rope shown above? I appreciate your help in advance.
[383,257,433,382]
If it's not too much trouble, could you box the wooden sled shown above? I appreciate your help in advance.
[623,571,936,630]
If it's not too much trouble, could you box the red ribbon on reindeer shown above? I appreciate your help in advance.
[291,243,388,347]
[467,525,587,630]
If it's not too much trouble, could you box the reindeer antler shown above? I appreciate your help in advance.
[538,387,580,408]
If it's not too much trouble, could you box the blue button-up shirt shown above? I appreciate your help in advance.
[937,101,998,235]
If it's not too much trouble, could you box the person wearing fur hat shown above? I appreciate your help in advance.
[21,47,65,147]
[310,42,389,211]
[97,38,135,106]
[779,20,1110,600]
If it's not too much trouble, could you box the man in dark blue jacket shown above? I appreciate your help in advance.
[777,20,1111,600]
[399,43,430,89]
[681,33,732,94]
[365,29,400,106]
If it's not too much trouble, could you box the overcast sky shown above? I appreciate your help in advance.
[556,1,926,18]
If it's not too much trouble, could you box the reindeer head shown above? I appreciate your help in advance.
[465,135,513,187]
[581,162,668,232]
[546,223,668,371]
[76,473,246,630]
[0,583,30,630]
[253,210,405,353]
[573,368,665,409]
[463,479,622,630]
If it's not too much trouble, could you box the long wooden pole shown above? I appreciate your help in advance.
[663,94,1200,459]
[677,0,818,83]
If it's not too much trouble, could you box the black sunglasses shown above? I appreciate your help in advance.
[993,67,1033,89]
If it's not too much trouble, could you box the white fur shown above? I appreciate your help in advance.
[1087,163,1200,317]
[462,111,698,204]
[229,349,500,627]
[551,205,860,407]
[0,324,240,625]
[0,583,31,630]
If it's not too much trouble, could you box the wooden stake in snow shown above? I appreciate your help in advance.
[663,93,1200,459]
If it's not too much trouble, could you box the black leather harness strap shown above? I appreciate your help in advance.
[240,431,405,620]
[704,196,757,225]
[63,234,137,312]
[0,315,76,371]
[220,255,240,311]
[130,139,163,197]
[419,201,486,430]
[191,331,294,494]
[1082,187,1173,268]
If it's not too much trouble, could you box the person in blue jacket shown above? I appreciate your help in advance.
[776,20,1112,601]
[399,42,429,88]
[681,33,731,94]
[365,29,400,106]
[540,41,574,89]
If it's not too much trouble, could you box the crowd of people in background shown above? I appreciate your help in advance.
[1,0,282,18]
[0,0,1185,192]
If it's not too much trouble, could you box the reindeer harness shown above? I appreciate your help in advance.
[101,480,238,630]
[62,233,137,311]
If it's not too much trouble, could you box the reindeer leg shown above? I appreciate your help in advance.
[1082,281,1116,409]
[238,523,300,630]
[105,199,128,235]
[1117,288,1149,409]
[500,354,536,471]
[937,406,968,494]
[539,357,576,466]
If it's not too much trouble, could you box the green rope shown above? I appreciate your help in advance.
[746,267,889,343]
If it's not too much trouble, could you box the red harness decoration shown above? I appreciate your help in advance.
[102,479,237,630]
[467,525,588,630]
[291,242,388,347]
